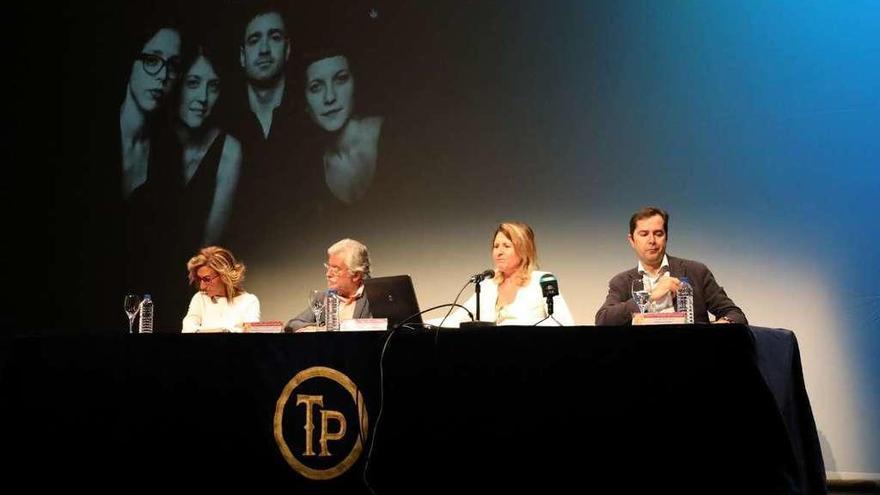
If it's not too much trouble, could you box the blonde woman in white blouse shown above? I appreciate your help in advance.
[449,222,575,327]
[182,246,260,333]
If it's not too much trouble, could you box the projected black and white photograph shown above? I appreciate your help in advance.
[4,0,880,492]
[92,0,410,327]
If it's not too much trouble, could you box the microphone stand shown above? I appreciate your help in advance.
[460,277,495,329]
[475,279,482,321]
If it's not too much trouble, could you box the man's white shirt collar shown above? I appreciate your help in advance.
[638,254,670,276]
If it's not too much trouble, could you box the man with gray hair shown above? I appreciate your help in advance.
[285,238,372,332]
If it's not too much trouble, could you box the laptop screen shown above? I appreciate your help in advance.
[363,275,423,328]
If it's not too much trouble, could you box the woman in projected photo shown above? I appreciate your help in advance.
[446,222,575,327]
[120,24,184,200]
[182,246,260,333]
[303,48,384,205]
[117,18,194,331]
[174,43,243,246]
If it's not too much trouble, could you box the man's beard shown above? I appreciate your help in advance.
[248,64,284,88]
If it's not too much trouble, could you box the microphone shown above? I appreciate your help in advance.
[469,269,495,283]
[539,273,559,316]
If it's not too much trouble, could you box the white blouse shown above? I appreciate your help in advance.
[182,292,261,333]
[447,271,575,327]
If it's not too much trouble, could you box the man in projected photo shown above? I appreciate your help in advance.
[285,238,372,332]
[303,48,384,205]
[223,1,323,245]
[595,207,747,326]
[238,3,292,141]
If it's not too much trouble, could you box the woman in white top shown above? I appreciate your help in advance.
[450,222,575,327]
[182,246,260,333]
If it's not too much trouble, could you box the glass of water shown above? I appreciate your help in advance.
[308,289,326,326]
[123,294,142,334]
[631,279,650,314]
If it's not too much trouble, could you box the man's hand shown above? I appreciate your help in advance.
[712,316,733,324]
[650,276,680,302]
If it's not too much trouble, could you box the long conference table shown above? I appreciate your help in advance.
[0,325,825,494]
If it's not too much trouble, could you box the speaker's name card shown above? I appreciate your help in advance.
[341,318,388,331]
[632,312,686,325]
[243,321,286,333]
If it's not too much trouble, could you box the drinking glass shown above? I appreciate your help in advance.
[308,289,326,326]
[631,279,650,314]
[124,294,142,334]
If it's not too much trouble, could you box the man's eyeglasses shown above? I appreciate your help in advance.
[323,263,347,275]
[197,273,219,284]
[138,52,182,79]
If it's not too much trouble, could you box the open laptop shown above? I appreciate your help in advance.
[363,275,423,328]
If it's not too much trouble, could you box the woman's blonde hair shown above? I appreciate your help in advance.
[187,246,246,300]
[492,222,538,286]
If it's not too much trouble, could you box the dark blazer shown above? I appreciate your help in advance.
[595,255,747,326]
[284,293,372,332]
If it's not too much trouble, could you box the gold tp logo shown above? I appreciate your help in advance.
[274,367,369,480]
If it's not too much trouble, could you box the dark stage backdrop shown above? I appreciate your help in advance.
[9,0,879,480]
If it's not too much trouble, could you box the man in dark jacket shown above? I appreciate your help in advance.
[595,206,747,326]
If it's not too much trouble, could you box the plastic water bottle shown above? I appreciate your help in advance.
[325,289,340,331]
[677,277,694,324]
[139,294,154,333]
